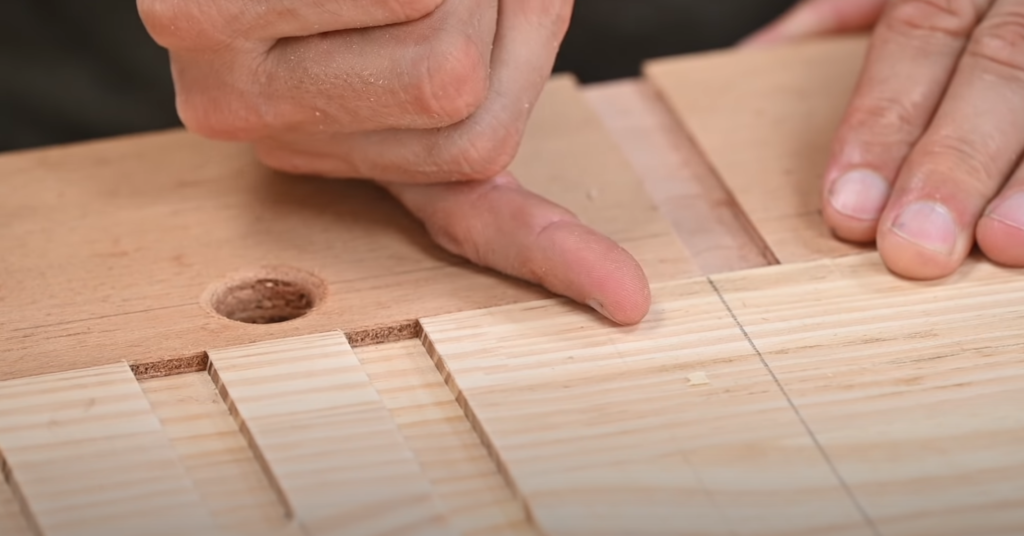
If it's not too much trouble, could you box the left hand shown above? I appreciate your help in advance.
[743,0,1024,278]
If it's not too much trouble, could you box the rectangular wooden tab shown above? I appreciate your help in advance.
[421,281,871,536]
[207,332,455,536]
[0,362,216,536]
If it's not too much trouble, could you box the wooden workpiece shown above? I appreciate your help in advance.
[646,35,874,263]
[0,75,691,381]
[2,35,1021,535]
[0,363,217,535]
[207,332,455,536]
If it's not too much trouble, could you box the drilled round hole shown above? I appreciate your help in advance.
[203,266,326,324]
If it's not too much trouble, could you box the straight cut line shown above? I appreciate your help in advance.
[706,276,882,536]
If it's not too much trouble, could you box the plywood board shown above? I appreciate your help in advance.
[206,332,455,536]
[713,254,1024,535]
[420,280,872,536]
[0,363,217,535]
[645,35,873,263]
[0,74,692,381]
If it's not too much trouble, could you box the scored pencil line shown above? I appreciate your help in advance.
[706,276,882,536]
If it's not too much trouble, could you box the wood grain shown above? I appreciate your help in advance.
[420,280,872,536]
[206,332,456,536]
[141,372,298,536]
[645,35,873,263]
[0,74,692,381]
[713,254,1024,535]
[0,479,32,536]
[583,78,776,274]
[0,363,217,535]
[355,341,538,536]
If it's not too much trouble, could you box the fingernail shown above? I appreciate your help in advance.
[828,169,891,220]
[587,299,614,322]
[892,201,958,255]
[988,191,1024,231]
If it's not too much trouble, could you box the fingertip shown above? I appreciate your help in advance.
[822,168,891,243]
[534,221,651,325]
[877,220,965,281]
[977,216,1024,267]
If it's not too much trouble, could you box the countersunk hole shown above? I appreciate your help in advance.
[203,266,326,324]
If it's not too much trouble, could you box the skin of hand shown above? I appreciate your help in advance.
[136,0,652,325]
[743,0,1024,278]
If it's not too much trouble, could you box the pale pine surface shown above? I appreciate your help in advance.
[715,254,1024,535]
[0,363,217,535]
[420,279,871,536]
[207,333,456,536]
[355,341,538,536]
[142,372,298,536]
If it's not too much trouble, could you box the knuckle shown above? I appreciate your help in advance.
[408,33,490,127]
[441,127,521,182]
[914,134,999,196]
[882,0,984,41]
[966,12,1024,74]
[844,97,922,143]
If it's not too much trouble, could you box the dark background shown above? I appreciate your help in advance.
[0,0,797,153]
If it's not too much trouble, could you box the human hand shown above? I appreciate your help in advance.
[743,0,1024,277]
[137,0,651,324]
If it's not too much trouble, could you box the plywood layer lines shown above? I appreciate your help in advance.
[420,253,1024,535]
[0,74,692,381]
[0,363,217,536]
[645,35,873,263]
[206,332,456,536]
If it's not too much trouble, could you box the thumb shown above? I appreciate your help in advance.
[739,0,887,48]
[384,172,652,325]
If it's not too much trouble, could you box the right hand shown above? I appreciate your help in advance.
[137,0,654,325]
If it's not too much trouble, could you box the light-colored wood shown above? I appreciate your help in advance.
[0,362,217,536]
[0,74,692,381]
[583,78,776,273]
[713,254,1024,535]
[0,480,33,536]
[140,340,539,536]
[645,35,873,263]
[355,341,538,536]
[420,280,872,536]
[141,372,298,536]
[206,332,456,536]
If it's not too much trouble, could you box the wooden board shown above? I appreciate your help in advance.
[420,278,870,536]
[0,363,217,535]
[0,74,692,381]
[713,254,1024,536]
[645,35,873,263]
[206,332,454,536]
[137,340,537,536]
[419,253,1024,535]
[583,79,776,274]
